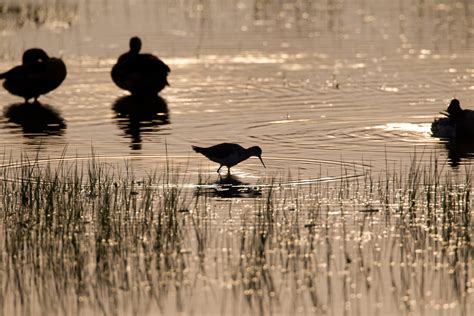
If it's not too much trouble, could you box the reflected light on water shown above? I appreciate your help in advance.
[167,54,288,65]
[370,123,434,141]
[373,123,431,133]
[269,118,310,124]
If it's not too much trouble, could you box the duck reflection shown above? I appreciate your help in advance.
[442,139,474,168]
[112,94,169,150]
[195,173,262,198]
[3,101,66,136]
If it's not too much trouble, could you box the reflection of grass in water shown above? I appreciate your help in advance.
[0,1,77,29]
[0,154,472,315]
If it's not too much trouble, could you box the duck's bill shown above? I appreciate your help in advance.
[258,156,266,168]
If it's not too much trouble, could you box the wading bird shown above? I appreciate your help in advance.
[0,48,67,103]
[192,143,266,174]
[111,36,170,96]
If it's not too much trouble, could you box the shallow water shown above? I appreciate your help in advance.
[0,0,473,183]
[0,0,473,315]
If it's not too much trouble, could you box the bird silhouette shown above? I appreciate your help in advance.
[431,99,474,139]
[0,48,67,103]
[192,143,266,174]
[111,36,170,96]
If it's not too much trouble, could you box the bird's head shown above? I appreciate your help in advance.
[129,36,142,54]
[248,146,266,168]
[447,99,463,118]
[22,48,49,64]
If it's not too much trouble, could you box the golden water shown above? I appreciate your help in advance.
[0,1,473,315]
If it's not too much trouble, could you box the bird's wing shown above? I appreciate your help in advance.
[463,109,474,120]
[1,62,48,80]
[112,54,169,78]
[138,54,170,74]
[1,65,25,79]
[206,143,244,159]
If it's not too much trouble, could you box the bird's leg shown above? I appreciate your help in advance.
[217,165,222,173]
[227,167,231,174]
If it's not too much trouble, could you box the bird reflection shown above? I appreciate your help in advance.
[112,94,169,150]
[3,101,66,136]
[442,139,474,168]
[195,173,262,198]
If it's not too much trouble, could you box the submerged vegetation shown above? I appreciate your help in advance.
[0,154,472,315]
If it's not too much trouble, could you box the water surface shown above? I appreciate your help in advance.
[0,0,473,181]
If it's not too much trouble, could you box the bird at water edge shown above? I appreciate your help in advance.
[192,143,266,174]
[0,48,67,103]
[431,99,474,139]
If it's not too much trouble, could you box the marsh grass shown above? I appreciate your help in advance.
[0,154,472,315]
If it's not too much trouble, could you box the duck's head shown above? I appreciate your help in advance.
[248,146,266,168]
[22,48,49,64]
[129,36,142,54]
[447,99,463,118]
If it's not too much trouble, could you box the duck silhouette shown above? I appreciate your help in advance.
[431,99,474,139]
[111,36,170,96]
[192,143,266,174]
[0,48,67,103]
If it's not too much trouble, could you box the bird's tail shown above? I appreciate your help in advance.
[0,72,6,79]
[192,145,203,153]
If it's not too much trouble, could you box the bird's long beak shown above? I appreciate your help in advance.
[258,156,266,168]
